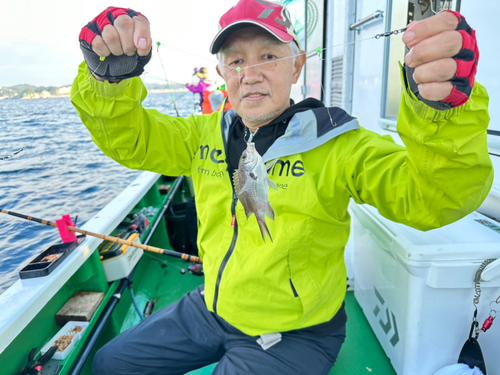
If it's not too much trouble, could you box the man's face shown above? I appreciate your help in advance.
[217,27,305,129]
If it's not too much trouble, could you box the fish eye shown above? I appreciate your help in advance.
[242,155,247,159]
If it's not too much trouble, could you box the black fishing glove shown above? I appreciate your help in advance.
[79,7,152,81]
[404,10,479,110]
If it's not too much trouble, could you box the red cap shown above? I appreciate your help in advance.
[210,0,299,54]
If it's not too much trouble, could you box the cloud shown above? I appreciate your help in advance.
[0,0,235,87]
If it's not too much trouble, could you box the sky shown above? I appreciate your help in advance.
[0,0,237,88]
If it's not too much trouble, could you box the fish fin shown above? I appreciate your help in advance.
[267,176,278,191]
[233,169,242,195]
[258,219,273,243]
[239,181,252,194]
[265,201,275,221]
[233,169,252,195]
[265,158,279,172]
[244,207,254,219]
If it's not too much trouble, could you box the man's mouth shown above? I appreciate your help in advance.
[243,92,267,100]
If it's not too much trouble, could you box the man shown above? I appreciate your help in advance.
[72,1,493,374]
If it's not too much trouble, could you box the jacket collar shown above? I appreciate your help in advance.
[221,98,360,161]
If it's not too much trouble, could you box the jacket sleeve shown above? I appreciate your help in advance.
[343,67,493,231]
[71,61,207,177]
[186,82,204,93]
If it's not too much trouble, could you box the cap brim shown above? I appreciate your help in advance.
[209,21,294,54]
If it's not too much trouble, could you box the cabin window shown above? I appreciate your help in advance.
[286,0,307,102]
[380,0,452,131]
[284,0,324,102]
[323,0,354,111]
[303,0,325,101]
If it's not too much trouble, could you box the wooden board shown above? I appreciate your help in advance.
[55,292,104,326]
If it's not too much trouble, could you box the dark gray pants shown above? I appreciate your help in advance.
[93,286,346,375]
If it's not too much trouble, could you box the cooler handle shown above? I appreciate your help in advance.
[481,258,500,282]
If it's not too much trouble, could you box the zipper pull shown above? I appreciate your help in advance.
[231,215,236,228]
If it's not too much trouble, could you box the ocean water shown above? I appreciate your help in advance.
[0,90,199,293]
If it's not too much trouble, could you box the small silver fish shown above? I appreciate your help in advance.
[233,142,278,242]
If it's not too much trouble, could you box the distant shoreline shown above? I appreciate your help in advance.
[0,84,188,101]
[0,87,189,101]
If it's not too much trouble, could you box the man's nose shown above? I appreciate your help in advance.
[241,64,263,85]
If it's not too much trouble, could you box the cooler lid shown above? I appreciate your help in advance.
[352,204,500,262]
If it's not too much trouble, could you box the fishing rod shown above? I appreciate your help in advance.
[155,42,181,117]
[0,208,202,264]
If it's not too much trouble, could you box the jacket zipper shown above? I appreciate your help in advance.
[213,114,239,314]
[290,279,299,297]
[213,191,239,313]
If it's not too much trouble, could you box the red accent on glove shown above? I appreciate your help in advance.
[440,10,479,108]
[79,7,146,46]
[79,28,97,46]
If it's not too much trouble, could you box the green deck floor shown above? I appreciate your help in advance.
[330,291,396,374]
[184,290,397,375]
[135,257,396,375]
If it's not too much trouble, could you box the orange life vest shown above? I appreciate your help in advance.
[202,90,232,114]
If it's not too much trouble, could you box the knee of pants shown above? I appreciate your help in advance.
[93,346,114,375]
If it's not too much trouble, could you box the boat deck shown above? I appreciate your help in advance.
[129,256,396,375]
[0,175,397,375]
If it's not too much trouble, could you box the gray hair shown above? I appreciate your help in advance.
[217,40,301,74]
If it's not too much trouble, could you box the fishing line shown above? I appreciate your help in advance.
[143,48,202,116]
[155,42,180,116]
[2,26,406,162]
[218,26,407,141]
[138,72,196,113]
[315,48,336,127]
[140,47,199,114]
[244,127,259,143]
[153,43,224,114]
[1,47,163,162]
[142,73,188,86]
[431,0,453,14]
[155,42,219,65]
[0,59,107,161]
[221,28,406,74]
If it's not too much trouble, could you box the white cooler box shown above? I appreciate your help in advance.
[351,203,500,375]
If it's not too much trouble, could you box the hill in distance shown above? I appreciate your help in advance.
[0,82,187,100]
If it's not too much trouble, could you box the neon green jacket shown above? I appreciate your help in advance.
[72,61,493,336]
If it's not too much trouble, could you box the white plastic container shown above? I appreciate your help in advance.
[101,235,144,282]
[350,203,500,375]
[41,321,89,360]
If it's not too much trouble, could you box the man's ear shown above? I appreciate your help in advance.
[216,65,223,79]
[292,51,306,84]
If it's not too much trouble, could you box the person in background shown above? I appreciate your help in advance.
[186,67,215,112]
[208,83,232,114]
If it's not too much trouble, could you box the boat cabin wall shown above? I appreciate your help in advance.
[318,0,500,221]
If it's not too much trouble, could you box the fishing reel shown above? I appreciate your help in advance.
[180,263,203,276]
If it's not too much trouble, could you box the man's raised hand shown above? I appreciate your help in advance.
[402,11,478,109]
[79,7,152,81]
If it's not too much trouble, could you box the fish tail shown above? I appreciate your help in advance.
[265,201,275,221]
[258,219,273,243]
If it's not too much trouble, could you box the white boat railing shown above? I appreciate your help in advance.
[0,171,160,354]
